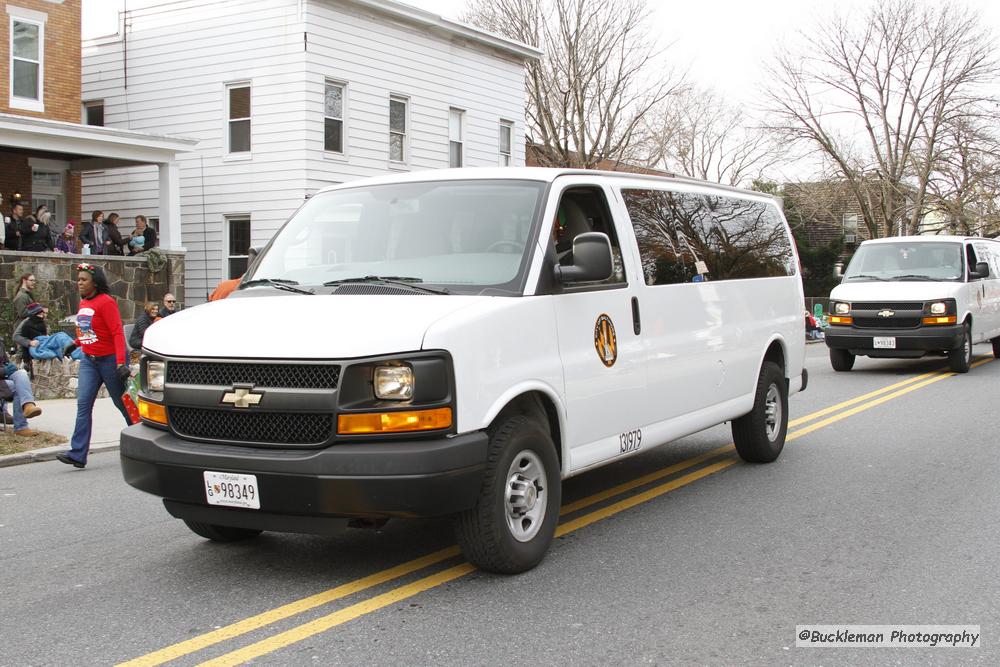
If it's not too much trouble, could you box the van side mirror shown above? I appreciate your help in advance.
[554,232,614,283]
[971,261,990,279]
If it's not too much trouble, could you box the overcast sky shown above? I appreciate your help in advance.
[83,0,1000,108]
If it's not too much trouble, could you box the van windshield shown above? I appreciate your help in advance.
[842,242,964,282]
[248,179,546,295]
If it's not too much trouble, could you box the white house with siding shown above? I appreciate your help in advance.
[81,0,540,303]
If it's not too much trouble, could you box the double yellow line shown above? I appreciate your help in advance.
[121,358,991,667]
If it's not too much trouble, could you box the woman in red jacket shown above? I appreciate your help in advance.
[56,263,133,469]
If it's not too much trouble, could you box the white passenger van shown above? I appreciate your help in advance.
[826,235,1000,373]
[123,169,807,573]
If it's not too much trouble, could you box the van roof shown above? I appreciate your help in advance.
[314,167,780,204]
[860,235,999,245]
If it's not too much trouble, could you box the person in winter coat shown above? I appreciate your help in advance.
[3,201,25,250]
[79,211,102,254]
[20,210,54,252]
[11,272,35,335]
[13,302,80,360]
[56,263,132,469]
[102,212,126,256]
[55,222,77,253]
[128,302,160,350]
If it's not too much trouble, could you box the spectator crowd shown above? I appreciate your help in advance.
[1,203,157,255]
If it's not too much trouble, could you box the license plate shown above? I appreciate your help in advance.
[204,471,260,509]
[873,336,896,349]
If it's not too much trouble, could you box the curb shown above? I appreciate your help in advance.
[0,440,119,468]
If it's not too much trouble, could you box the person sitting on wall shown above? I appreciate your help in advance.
[0,343,42,437]
[55,222,77,253]
[129,302,161,350]
[13,303,83,361]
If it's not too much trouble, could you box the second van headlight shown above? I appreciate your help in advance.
[146,360,165,392]
[833,301,851,315]
[374,366,414,400]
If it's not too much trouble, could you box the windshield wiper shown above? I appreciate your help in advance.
[239,278,314,295]
[323,275,449,295]
[890,274,935,281]
[845,274,887,281]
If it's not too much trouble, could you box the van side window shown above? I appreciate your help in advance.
[966,244,979,278]
[553,188,626,286]
[621,189,794,285]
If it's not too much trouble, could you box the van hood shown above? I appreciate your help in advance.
[142,294,491,359]
[830,281,963,302]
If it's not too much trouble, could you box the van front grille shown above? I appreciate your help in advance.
[170,407,333,446]
[166,361,340,389]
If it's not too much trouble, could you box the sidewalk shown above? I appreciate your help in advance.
[0,397,128,468]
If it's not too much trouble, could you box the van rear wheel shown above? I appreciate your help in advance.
[731,361,787,463]
[829,348,855,371]
[948,323,972,373]
[454,415,561,574]
[183,520,262,542]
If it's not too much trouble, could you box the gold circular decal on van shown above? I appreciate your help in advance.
[594,314,618,367]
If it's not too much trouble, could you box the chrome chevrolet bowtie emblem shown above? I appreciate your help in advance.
[877,309,895,318]
[221,387,263,408]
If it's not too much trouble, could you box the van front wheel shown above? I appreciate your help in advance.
[732,362,787,463]
[454,415,561,574]
[992,336,1000,358]
[948,323,972,373]
[829,348,855,371]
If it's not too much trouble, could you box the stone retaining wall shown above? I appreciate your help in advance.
[0,249,185,338]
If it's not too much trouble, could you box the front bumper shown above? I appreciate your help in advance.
[120,423,488,531]
[824,323,964,357]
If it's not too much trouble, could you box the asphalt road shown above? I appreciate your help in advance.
[1,343,998,666]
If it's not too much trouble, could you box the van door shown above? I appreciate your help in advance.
[545,181,647,471]
[971,240,1000,339]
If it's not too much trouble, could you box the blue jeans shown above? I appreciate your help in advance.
[3,369,36,431]
[68,354,131,464]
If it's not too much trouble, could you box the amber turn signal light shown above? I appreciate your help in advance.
[138,398,168,425]
[922,315,957,325]
[338,407,452,434]
[829,315,853,325]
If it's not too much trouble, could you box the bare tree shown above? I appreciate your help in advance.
[463,0,684,169]
[764,0,1000,237]
[646,87,783,187]
[925,117,1000,235]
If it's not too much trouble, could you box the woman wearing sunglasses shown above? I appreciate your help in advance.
[56,264,133,469]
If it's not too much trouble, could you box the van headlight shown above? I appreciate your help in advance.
[374,366,414,400]
[833,301,851,315]
[929,302,947,315]
[146,361,166,392]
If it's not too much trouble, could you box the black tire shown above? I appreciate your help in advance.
[454,415,561,574]
[991,336,1000,359]
[829,347,855,372]
[731,361,788,463]
[948,323,972,373]
[183,520,262,542]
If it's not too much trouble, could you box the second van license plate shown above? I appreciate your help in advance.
[873,337,896,349]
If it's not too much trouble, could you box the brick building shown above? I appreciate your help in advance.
[0,0,193,251]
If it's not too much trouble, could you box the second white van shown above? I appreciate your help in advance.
[826,235,1000,372]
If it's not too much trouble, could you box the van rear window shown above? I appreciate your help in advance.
[620,189,795,285]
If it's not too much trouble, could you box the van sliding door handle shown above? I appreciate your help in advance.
[631,297,641,335]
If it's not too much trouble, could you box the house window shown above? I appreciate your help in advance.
[84,101,104,126]
[227,216,251,278]
[389,96,407,162]
[9,12,45,111]
[499,120,513,166]
[227,84,251,154]
[324,81,345,153]
[449,108,464,167]
[843,213,859,243]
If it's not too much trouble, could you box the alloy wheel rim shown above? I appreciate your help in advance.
[505,450,547,542]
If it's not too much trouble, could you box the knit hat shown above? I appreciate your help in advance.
[26,302,44,316]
